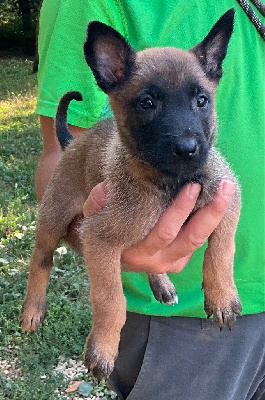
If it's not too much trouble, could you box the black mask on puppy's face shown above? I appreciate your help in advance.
[124,73,214,179]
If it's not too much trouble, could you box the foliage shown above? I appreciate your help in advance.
[0,0,42,55]
[0,59,115,399]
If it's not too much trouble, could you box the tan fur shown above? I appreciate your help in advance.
[20,41,241,380]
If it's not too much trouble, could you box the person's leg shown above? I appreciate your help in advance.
[109,312,265,400]
[35,115,86,252]
[35,115,85,202]
[108,313,151,399]
[251,377,265,400]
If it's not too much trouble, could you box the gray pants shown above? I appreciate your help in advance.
[108,312,265,400]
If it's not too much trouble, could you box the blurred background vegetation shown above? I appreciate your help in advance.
[0,0,42,57]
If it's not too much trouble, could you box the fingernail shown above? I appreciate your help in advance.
[220,180,234,199]
[188,183,201,200]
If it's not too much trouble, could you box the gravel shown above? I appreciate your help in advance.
[53,357,116,399]
[0,355,116,399]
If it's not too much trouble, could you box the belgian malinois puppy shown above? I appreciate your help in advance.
[20,9,242,380]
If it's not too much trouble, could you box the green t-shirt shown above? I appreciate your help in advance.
[36,0,265,317]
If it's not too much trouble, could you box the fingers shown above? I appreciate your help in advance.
[162,180,234,265]
[168,253,193,272]
[121,183,201,271]
[130,183,201,257]
[122,253,193,273]
[83,181,108,216]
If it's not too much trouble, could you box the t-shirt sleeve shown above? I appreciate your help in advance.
[36,0,127,128]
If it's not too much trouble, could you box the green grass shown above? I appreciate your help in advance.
[0,59,115,399]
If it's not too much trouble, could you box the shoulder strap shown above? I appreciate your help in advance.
[236,0,265,40]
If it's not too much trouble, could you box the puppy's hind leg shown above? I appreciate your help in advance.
[20,226,57,332]
[148,273,178,305]
[82,230,126,380]
[20,190,85,332]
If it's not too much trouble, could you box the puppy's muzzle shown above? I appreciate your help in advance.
[151,132,208,177]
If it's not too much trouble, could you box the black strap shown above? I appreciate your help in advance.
[236,0,265,40]
[250,0,265,17]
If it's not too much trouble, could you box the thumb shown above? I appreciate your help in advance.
[83,180,108,216]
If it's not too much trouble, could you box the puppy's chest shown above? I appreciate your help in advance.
[101,147,221,247]
[107,171,219,249]
[105,183,181,248]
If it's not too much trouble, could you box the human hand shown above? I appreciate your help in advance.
[83,180,234,274]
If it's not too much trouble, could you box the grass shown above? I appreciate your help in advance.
[0,59,116,399]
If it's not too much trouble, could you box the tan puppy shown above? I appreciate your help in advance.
[20,9,242,380]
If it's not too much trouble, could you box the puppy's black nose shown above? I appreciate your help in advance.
[172,138,198,157]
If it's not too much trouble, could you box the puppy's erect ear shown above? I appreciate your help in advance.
[84,21,136,93]
[191,9,235,82]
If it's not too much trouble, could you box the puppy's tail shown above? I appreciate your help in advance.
[55,91,83,150]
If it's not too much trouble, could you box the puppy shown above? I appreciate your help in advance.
[20,9,242,380]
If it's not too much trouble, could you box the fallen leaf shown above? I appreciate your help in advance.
[78,382,93,396]
[65,381,83,393]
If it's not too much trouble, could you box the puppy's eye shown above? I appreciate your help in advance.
[197,95,208,107]
[139,97,154,109]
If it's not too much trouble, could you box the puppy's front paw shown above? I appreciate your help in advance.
[84,334,116,381]
[20,297,47,332]
[148,273,178,305]
[204,288,242,329]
